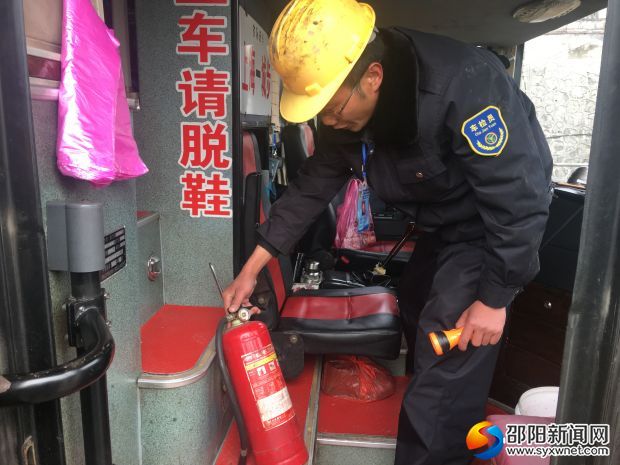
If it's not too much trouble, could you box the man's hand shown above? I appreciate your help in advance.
[455,300,506,351]
[221,245,274,316]
[222,270,258,315]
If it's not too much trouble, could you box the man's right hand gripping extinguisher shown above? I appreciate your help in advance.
[212,265,308,465]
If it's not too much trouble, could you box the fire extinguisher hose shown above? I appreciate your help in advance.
[216,318,249,465]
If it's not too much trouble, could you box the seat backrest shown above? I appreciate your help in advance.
[241,132,262,262]
[536,185,585,291]
[281,123,340,256]
[281,124,408,257]
[241,131,291,328]
[281,123,315,182]
[242,131,260,177]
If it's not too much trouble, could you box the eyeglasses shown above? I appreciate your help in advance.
[321,83,358,118]
[336,84,357,115]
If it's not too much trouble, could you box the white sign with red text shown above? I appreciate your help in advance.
[240,6,272,116]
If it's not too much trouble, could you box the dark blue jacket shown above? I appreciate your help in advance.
[258,27,553,308]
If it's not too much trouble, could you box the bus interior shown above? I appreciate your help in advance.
[1,0,618,465]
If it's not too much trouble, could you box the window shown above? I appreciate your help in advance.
[520,10,607,183]
[24,0,139,105]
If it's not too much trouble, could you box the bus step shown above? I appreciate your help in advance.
[314,436,395,465]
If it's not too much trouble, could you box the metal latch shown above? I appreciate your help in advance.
[147,255,161,281]
[22,436,38,465]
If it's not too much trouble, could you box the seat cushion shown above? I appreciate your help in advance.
[278,287,401,359]
[360,240,415,254]
[335,247,412,265]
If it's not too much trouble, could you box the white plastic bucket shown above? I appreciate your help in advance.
[515,386,559,417]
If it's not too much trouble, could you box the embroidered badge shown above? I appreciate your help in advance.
[461,106,509,157]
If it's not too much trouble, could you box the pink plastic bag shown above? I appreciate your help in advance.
[57,0,148,186]
[334,178,376,249]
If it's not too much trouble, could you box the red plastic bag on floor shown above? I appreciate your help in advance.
[334,178,376,250]
[321,356,395,402]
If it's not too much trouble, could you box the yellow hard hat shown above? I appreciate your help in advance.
[269,0,376,123]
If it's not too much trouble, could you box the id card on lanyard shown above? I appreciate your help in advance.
[357,143,373,233]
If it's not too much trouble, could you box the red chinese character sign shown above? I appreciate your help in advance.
[240,6,272,116]
[131,0,235,306]
[177,67,231,118]
[180,171,231,217]
[179,122,231,170]
[177,10,229,65]
[176,5,232,219]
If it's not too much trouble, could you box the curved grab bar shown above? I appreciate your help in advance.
[0,308,114,407]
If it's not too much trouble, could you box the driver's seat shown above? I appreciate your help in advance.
[243,131,402,359]
[281,123,415,268]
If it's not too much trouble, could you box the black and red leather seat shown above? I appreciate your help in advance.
[242,131,402,359]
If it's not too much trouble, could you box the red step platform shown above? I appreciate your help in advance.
[141,304,223,374]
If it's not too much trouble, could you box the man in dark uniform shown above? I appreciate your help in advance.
[223,0,553,463]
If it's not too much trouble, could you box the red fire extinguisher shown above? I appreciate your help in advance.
[211,264,308,465]
[223,316,308,465]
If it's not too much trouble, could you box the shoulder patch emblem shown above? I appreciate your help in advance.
[461,106,509,157]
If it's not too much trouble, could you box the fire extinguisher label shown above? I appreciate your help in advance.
[242,344,295,430]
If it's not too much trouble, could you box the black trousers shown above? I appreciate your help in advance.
[395,235,503,465]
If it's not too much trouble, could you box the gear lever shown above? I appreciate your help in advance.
[373,222,417,275]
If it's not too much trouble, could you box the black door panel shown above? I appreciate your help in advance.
[0,1,66,462]
[490,185,585,407]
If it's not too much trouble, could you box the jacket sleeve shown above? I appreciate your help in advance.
[256,134,352,255]
[443,54,553,308]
